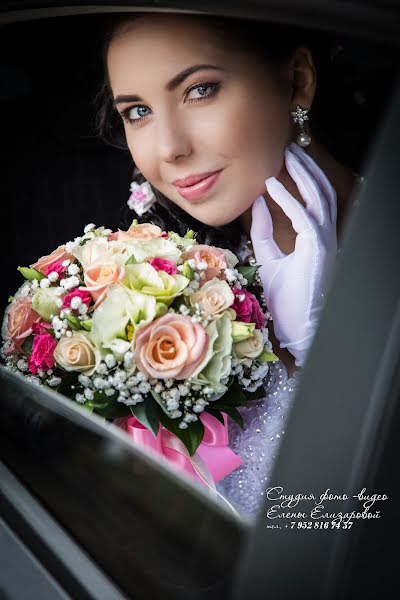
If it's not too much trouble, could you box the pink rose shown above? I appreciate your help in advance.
[5,297,41,353]
[62,288,92,309]
[148,258,177,275]
[32,321,53,335]
[31,245,74,275]
[134,313,208,380]
[45,259,66,278]
[28,332,57,374]
[232,288,265,329]
[80,263,125,306]
[181,244,227,284]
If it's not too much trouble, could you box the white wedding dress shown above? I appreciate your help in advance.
[216,359,300,518]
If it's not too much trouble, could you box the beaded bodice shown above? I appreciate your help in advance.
[216,358,299,517]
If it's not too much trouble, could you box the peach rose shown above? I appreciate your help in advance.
[113,223,164,242]
[31,245,74,275]
[134,313,208,380]
[81,263,126,305]
[5,297,41,352]
[181,244,227,283]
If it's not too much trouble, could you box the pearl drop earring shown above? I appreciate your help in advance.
[291,105,312,147]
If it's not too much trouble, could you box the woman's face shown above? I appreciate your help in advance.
[107,14,291,227]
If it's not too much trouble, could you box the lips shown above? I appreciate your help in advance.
[172,170,220,188]
[173,170,223,202]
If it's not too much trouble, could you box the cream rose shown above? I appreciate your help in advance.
[134,313,208,380]
[31,245,74,275]
[73,238,128,270]
[189,278,234,317]
[233,329,264,359]
[54,332,101,376]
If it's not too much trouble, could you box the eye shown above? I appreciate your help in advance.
[120,104,151,125]
[185,82,220,103]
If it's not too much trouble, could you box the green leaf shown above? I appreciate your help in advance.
[236,265,260,285]
[181,260,194,280]
[150,389,172,416]
[8,295,14,303]
[243,384,267,401]
[207,390,229,402]
[258,350,279,362]
[226,375,235,388]
[90,390,131,419]
[17,266,45,282]
[125,255,137,265]
[129,395,160,437]
[203,408,225,425]
[80,319,92,332]
[21,335,34,355]
[155,302,168,318]
[206,378,265,413]
[66,315,81,331]
[209,380,249,409]
[80,402,95,414]
[55,371,80,396]
[157,408,205,457]
[221,406,244,429]
[95,401,131,419]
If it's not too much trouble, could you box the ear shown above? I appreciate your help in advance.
[287,45,317,109]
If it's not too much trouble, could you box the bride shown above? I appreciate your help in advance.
[94,11,362,517]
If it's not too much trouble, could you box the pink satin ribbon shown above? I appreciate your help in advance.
[114,411,243,492]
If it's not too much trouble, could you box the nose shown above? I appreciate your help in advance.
[156,112,191,163]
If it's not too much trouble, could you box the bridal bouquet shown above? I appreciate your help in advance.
[1,220,277,489]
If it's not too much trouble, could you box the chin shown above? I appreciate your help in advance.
[198,216,233,227]
[193,207,243,228]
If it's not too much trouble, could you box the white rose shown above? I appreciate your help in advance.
[124,237,182,263]
[73,238,129,270]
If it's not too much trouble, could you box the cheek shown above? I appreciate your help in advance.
[196,86,289,180]
[126,135,156,179]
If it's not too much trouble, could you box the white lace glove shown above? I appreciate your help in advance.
[250,142,338,367]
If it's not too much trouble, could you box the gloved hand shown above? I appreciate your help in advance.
[250,142,338,367]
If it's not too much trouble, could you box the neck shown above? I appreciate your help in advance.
[240,139,359,239]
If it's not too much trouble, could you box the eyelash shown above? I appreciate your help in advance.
[119,81,220,126]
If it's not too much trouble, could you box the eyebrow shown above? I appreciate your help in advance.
[113,64,225,106]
